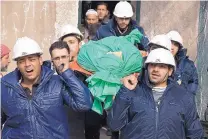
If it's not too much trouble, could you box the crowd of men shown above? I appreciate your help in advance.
[1,1,207,139]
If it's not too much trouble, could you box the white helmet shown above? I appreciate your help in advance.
[145,48,176,68]
[166,30,183,47]
[60,24,83,40]
[148,34,172,51]
[13,37,43,60]
[113,1,133,18]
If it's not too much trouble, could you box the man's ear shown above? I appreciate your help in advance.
[39,56,43,65]
[78,41,82,48]
[168,68,173,76]
[115,17,118,22]
[106,10,109,15]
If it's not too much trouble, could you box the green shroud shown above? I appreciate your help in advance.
[77,29,143,114]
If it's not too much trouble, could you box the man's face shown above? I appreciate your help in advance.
[148,63,173,87]
[171,41,180,57]
[86,14,99,25]
[51,48,70,69]
[115,17,131,30]
[63,36,81,61]
[1,54,10,72]
[96,5,108,20]
[17,54,42,83]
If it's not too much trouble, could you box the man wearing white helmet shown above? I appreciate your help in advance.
[59,24,84,62]
[1,37,92,139]
[107,48,203,139]
[148,34,172,51]
[167,30,198,95]
[94,1,149,51]
[138,34,172,83]
[57,24,105,139]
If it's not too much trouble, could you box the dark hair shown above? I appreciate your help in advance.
[96,2,108,10]
[171,40,181,48]
[49,41,70,56]
[149,44,169,51]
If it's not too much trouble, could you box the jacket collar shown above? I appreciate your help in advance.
[99,15,110,25]
[2,65,54,87]
[175,48,188,62]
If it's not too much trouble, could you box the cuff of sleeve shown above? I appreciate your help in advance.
[59,69,74,80]
[117,85,136,100]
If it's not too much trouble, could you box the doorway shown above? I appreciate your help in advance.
[80,1,119,25]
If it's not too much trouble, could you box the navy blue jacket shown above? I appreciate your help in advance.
[94,19,150,51]
[107,76,203,139]
[174,49,198,95]
[1,66,92,139]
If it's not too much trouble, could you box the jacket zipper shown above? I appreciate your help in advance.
[155,99,161,139]
[155,100,161,130]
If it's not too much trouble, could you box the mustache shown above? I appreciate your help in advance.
[151,72,160,76]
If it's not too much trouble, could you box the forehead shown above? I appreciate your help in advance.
[97,5,107,9]
[2,54,10,59]
[148,63,168,67]
[51,48,69,57]
[17,54,39,61]
[63,36,79,42]
[86,14,98,19]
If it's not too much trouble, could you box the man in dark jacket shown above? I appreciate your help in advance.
[167,30,198,95]
[94,1,149,51]
[107,48,204,139]
[49,40,104,139]
[58,25,105,139]
[96,2,110,25]
[1,37,92,139]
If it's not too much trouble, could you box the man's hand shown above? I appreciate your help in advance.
[139,50,148,57]
[54,62,69,74]
[121,73,139,90]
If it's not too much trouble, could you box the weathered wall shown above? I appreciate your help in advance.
[55,1,79,40]
[196,1,208,120]
[139,1,208,120]
[1,1,79,73]
[140,1,200,61]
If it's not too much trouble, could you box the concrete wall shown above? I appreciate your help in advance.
[1,1,79,73]
[140,1,200,61]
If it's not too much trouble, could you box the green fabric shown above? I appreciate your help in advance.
[77,29,143,114]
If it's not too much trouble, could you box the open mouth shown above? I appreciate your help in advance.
[26,69,34,74]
